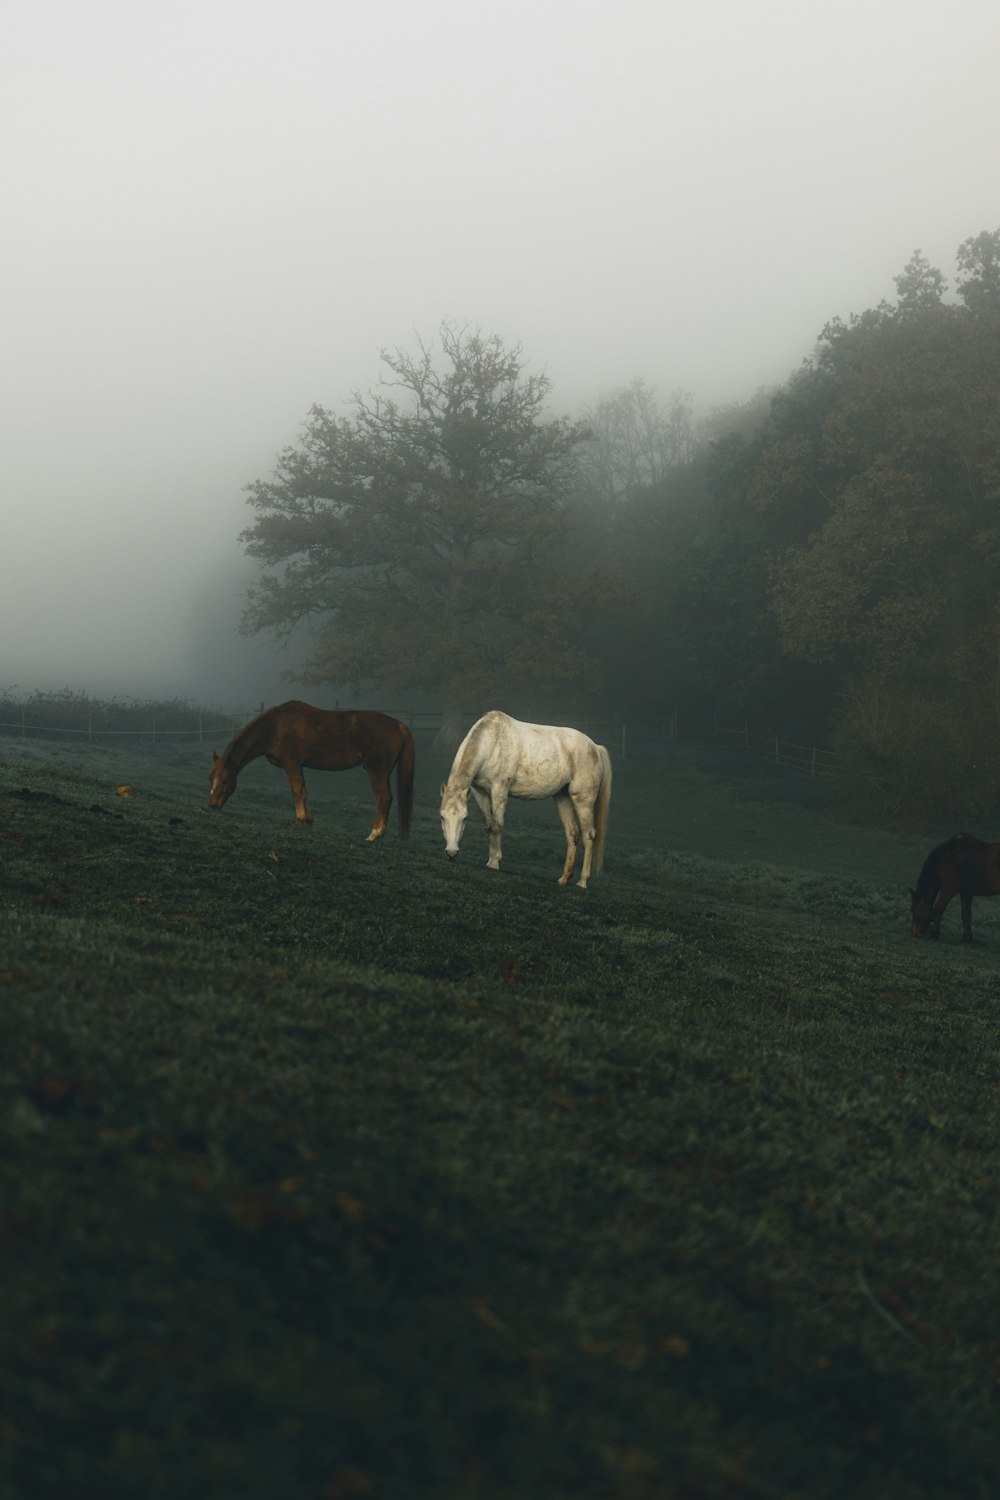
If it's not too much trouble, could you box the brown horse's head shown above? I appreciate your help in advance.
[208,752,237,809]
[909,887,935,937]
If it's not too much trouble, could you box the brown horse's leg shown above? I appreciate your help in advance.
[960,891,973,942]
[930,886,954,939]
[283,764,313,824]
[364,768,392,841]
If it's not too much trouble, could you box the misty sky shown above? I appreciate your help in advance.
[3,0,998,707]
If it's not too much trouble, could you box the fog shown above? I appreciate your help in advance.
[3,0,997,708]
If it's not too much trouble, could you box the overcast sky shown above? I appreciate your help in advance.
[3,0,998,707]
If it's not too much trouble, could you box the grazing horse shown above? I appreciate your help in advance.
[439,710,612,888]
[910,833,1000,941]
[209,701,414,838]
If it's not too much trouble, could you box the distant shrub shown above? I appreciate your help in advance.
[0,687,244,742]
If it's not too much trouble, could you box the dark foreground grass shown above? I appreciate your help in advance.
[2,739,999,1499]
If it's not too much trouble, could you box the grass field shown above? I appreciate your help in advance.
[2,732,999,1499]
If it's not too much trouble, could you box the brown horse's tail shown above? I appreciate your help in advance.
[396,723,416,838]
[592,745,612,875]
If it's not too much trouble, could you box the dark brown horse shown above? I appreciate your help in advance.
[910,833,1000,941]
[209,701,414,838]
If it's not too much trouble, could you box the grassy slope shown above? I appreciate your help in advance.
[1,737,998,1499]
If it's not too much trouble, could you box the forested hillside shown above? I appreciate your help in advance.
[581,231,1000,823]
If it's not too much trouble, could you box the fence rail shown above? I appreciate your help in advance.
[715,723,839,776]
[0,715,247,743]
[0,706,839,776]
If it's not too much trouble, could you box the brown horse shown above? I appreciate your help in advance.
[209,701,414,838]
[910,833,1000,941]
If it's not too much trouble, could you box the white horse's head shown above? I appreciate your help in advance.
[439,782,468,859]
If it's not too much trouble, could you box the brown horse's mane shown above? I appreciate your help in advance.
[913,846,943,904]
[913,833,978,903]
[219,701,302,769]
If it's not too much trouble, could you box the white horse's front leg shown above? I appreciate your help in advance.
[473,784,505,870]
[554,792,581,885]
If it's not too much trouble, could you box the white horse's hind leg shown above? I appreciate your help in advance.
[554,792,581,885]
[570,790,597,888]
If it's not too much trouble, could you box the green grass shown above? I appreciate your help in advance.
[2,736,999,1498]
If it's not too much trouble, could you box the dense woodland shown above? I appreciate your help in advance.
[236,230,1000,824]
[587,230,1000,825]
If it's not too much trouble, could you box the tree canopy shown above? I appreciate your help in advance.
[573,380,696,512]
[236,229,1000,822]
[241,325,619,738]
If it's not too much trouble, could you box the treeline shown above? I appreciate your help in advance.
[572,231,1000,823]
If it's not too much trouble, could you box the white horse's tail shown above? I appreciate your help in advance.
[592,746,612,875]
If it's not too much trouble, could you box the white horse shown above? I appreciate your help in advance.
[439,711,612,888]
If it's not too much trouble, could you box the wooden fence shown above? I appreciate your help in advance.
[713,720,839,777]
